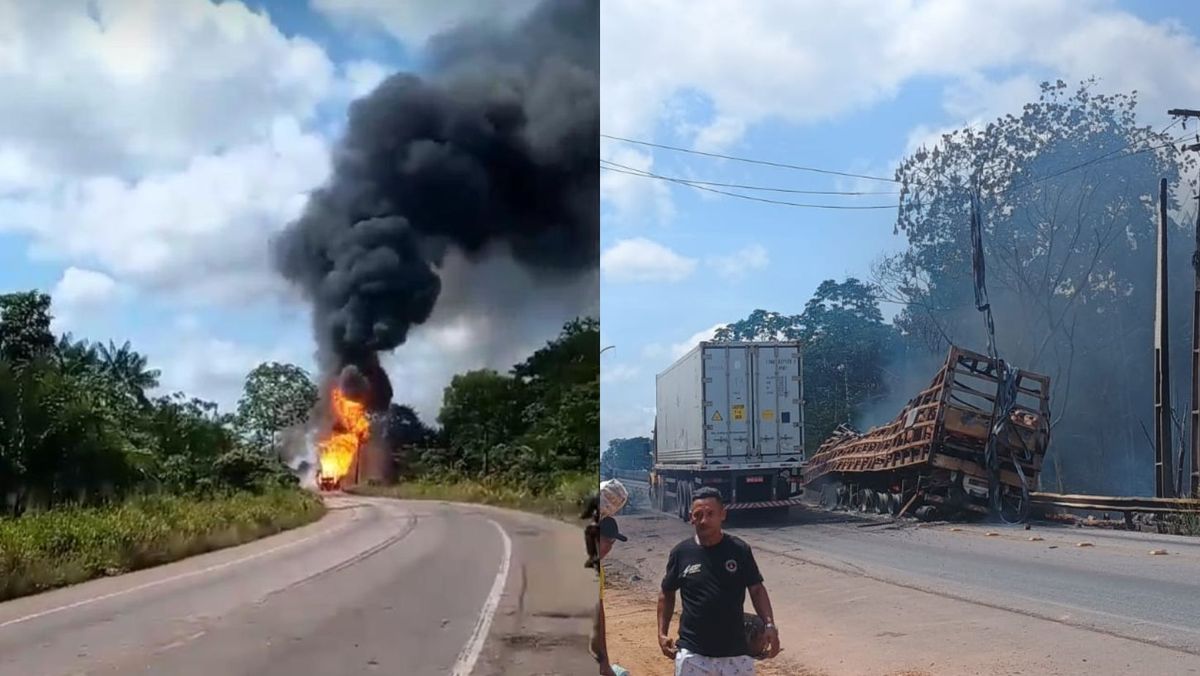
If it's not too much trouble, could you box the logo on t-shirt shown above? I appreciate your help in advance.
[724,559,738,573]
[683,563,702,576]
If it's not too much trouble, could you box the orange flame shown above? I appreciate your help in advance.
[319,387,370,482]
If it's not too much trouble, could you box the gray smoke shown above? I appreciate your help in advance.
[273,0,598,405]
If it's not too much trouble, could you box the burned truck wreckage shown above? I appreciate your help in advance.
[804,346,1052,523]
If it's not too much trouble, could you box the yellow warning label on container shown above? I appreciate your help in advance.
[712,410,723,422]
[732,404,746,421]
[762,409,775,421]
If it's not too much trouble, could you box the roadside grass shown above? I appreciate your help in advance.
[0,488,325,602]
[347,471,594,522]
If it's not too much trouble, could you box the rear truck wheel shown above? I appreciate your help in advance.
[858,489,874,513]
[914,505,938,521]
[875,491,889,514]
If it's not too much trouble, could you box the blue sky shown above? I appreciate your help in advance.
[0,0,560,422]
[599,0,1200,449]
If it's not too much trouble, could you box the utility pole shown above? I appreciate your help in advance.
[1169,106,1200,497]
[1155,178,1177,498]
[1192,179,1200,499]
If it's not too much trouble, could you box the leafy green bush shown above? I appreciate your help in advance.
[0,488,324,601]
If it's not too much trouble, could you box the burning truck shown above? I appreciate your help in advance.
[268,0,598,492]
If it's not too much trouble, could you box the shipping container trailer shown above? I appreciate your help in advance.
[650,341,807,518]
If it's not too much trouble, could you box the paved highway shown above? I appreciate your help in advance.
[0,495,595,676]
[610,502,1200,674]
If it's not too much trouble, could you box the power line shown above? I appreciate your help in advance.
[601,133,900,183]
[601,124,1192,212]
[1002,132,1190,194]
[600,164,897,210]
[599,159,901,196]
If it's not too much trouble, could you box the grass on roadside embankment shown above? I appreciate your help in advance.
[0,488,325,602]
[347,471,594,521]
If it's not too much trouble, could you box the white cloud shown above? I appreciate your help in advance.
[154,335,310,414]
[600,144,674,227]
[600,0,1200,220]
[601,363,640,384]
[6,117,330,305]
[601,238,696,282]
[641,322,727,366]
[0,0,334,178]
[311,0,539,47]
[671,324,724,359]
[708,244,769,280]
[49,266,127,334]
[340,59,391,100]
[53,267,121,308]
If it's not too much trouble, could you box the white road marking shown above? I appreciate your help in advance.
[0,510,357,631]
[450,518,513,676]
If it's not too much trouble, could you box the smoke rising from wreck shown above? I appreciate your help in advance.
[860,118,1199,497]
[272,0,598,415]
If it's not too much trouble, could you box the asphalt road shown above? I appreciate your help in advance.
[0,495,595,676]
[736,508,1200,655]
[610,496,1200,673]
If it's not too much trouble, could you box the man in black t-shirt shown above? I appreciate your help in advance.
[658,487,780,675]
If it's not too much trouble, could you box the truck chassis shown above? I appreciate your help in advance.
[649,463,804,520]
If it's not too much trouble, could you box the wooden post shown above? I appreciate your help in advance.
[1155,178,1176,498]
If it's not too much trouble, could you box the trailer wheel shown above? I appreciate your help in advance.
[679,483,692,522]
[877,492,891,514]
[858,489,874,513]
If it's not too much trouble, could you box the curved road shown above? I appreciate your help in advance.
[0,495,595,676]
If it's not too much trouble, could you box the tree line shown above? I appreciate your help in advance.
[0,286,600,516]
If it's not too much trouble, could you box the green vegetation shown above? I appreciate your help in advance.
[602,437,652,473]
[0,287,598,599]
[0,290,324,600]
[383,317,600,515]
[0,489,324,601]
[0,291,305,515]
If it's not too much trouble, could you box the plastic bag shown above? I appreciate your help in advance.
[598,479,629,520]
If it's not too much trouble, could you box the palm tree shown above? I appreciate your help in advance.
[98,340,161,406]
[56,333,101,377]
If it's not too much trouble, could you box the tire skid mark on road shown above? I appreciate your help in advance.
[257,506,420,603]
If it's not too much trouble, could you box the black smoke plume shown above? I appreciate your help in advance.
[273,0,598,409]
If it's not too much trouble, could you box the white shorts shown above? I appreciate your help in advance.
[675,647,755,675]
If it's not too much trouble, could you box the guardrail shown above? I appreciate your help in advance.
[1031,491,1200,515]
[606,469,650,484]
